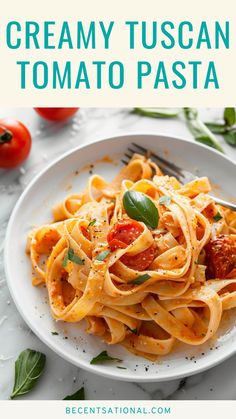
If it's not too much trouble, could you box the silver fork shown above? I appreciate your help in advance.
[121,142,236,212]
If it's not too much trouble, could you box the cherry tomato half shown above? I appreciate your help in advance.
[0,118,32,168]
[107,220,143,251]
[121,244,156,271]
[34,108,79,121]
[107,219,156,271]
[205,235,236,279]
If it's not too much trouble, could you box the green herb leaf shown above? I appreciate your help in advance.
[133,107,180,119]
[51,331,59,335]
[223,130,236,146]
[130,273,151,285]
[95,250,110,261]
[128,327,139,335]
[63,387,85,400]
[62,253,69,268]
[90,350,122,364]
[10,349,46,399]
[116,366,127,370]
[159,196,171,206]
[224,108,236,127]
[123,190,159,230]
[196,135,224,151]
[213,212,223,222]
[63,248,85,268]
[205,123,227,134]
[183,108,224,153]
[88,219,96,227]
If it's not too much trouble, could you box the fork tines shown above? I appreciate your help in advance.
[122,142,184,181]
[132,143,183,175]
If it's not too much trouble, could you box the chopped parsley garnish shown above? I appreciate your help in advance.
[116,366,127,370]
[51,331,59,335]
[88,219,96,227]
[129,273,151,285]
[159,196,171,206]
[90,350,122,364]
[128,327,139,335]
[63,247,85,268]
[213,212,223,222]
[95,250,110,261]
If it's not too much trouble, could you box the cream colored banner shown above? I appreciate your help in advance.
[0,0,235,106]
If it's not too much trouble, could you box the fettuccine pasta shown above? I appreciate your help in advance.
[27,153,236,360]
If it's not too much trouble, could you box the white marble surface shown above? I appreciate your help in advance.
[0,107,236,400]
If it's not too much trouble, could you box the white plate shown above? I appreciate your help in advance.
[4,134,236,382]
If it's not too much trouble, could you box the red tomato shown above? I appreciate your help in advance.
[34,108,79,121]
[107,220,143,251]
[0,118,32,168]
[107,219,156,271]
[205,235,236,279]
[121,244,156,271]
[81,226,90,240]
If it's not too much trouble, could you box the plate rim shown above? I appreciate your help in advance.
[4,132,236,382]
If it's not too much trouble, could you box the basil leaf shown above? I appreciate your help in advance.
[213,212,223,222]
[223,130,236,146]
[63,248,85,267]
[123,190,159,230]
[95,250,110,261]
[159,196,171,206]
[224,108,236,127]
[183,108,224,153]
[130,273,151,285]
[206,119,236,147]
[195,135,224,151]
[88,219,96,227]
[205,122,227,134]
[63,387,85,400]
[134,107,180,118]
[10,349,46,399]
[90,351,122,364]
